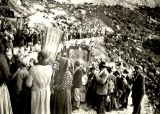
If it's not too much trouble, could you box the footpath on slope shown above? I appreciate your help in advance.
[72,94,154,114]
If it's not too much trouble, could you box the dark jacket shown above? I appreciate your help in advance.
[0,53,10,86]
[72,67,83,88]
[132,73,145,98]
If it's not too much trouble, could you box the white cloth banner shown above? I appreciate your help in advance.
[42,27,64,61]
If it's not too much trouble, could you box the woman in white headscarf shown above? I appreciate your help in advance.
[51,57,73,114]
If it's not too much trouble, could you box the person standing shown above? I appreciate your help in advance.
[8,54,20,114]
[72,61,83,111]
[15,58,30,114]
[51,57,73,114]
[132,65,145,114]
[80,67,88,103]
[0,44,13,114]
[26,50,53,114]
[86,67,97,109]
[107,67,117,111]
[113,70,123,109]
[95,61,108,114]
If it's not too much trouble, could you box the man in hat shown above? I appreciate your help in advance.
[94,61,108,114]
[132,65,145,114]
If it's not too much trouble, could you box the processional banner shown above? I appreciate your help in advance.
[42,27,64,61]
[68,46,90,66]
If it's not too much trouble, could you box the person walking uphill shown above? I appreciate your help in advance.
[26,50,53,114]
[51,57,73,114]
[72,60,83,111]
[132,65,145,114]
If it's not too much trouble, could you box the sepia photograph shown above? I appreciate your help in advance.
[0,0,160,114]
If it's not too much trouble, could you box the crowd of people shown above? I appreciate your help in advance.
[0,1,150,114]
[40,13,108,41]
[0,39,146,114]
[0,12,147,114]
[0,13,108,54]
[0,17,44,56]
[53,15,108,41]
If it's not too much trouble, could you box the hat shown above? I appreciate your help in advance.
[24,29,30,34]
[99,61,107,68]
[90,66,96,71]
[123,69,129,74]
[134,65,143,71]
[114,70,122,76]
[74,61,80,67]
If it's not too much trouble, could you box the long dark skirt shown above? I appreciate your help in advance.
[51,88,72,114]
[86,79,97,108]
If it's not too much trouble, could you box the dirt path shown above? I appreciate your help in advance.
[72,94,154,114]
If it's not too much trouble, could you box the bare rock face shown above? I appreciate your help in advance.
[54,0,160,7]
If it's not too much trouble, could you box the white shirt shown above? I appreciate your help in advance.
[82,74,88,86]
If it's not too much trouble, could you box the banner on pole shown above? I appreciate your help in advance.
[42,27,64,61]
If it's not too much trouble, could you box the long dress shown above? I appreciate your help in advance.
[86,73,97,108]
[26,64,53,114]
[0,53,13,114]
[51,57,73,114]
[52,71,72,114]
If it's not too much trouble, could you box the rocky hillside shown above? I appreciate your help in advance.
[1,0,160,113]
[54,0,160,8]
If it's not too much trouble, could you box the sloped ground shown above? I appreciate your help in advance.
[4,0,160,113]
[72,94,153,114]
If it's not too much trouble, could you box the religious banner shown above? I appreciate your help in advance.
[42,27,64,61]
[67,46,90,65]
